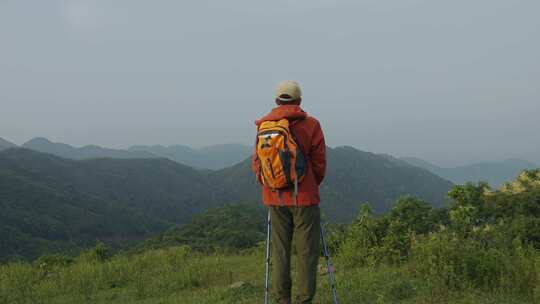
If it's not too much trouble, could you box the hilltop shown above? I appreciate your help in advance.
[0,137,17,150]
[17,137,251,169]
[22,137,157,160]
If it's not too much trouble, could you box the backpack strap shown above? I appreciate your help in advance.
[288,117,309,162]
[288,118,308,206]
[253,126,262,183]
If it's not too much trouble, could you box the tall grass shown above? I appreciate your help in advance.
[0,245,234,304]
[1,242,539,303]
[2,211,540,302]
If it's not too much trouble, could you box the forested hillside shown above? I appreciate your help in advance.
[0,147,452,261]
[0,149,222,261]
[135,204,265,252]
[211,146,454,221]
[1,171,539,303]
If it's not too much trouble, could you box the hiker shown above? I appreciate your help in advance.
[253,80,327,304]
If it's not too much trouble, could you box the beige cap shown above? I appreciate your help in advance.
[275,80,302,102]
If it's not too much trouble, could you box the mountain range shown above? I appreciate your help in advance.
[0,137,17,150]
[129,143,251,169]
[401,157,539,188]
[5,136,537,184]
[0,146,452,261]
[5,137,251,170]
[21,137,157,160]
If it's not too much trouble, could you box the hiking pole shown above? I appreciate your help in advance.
[320,222,339,304]
[264,210,271,304]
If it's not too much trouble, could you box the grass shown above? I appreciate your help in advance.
[0,244,538,304]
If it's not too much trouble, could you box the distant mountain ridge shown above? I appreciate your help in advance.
[129,143,251,169]
[401,157,539,188]
[0,137,17,150]
[17,137,250,170]
[22,137,158,160]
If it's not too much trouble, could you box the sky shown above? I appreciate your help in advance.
[0,0,539,167]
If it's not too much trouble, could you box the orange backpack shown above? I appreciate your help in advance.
[256,119,307,195]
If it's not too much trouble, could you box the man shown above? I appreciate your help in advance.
[252,80,326,304]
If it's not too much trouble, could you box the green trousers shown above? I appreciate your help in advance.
[269,205,320,304]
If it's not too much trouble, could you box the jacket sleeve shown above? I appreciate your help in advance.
[310,120,326,185]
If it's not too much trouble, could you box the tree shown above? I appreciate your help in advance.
[390,196,433,234]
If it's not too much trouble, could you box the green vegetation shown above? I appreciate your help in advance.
[1,170,539,303]
[0,148,219,262]
[134,204,266,252]
[0,147,452,261]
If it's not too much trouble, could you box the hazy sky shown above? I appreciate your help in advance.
[1,0,539,166]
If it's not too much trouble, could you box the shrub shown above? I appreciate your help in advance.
[409,231,538,296]
[390,196,434,234]
[339,204,381,267]
[35,254,73,278]
[378,220,414,265]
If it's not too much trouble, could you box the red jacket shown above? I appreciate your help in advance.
[252,105,326,206]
